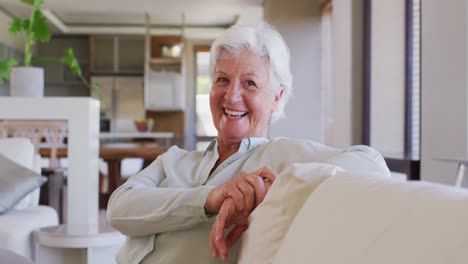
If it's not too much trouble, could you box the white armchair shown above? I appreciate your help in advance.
[0,138,58,261]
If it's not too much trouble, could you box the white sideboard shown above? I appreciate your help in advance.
[0,97,126,263]
[0,97,100,227]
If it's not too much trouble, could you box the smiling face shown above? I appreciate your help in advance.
[210,49,283,144]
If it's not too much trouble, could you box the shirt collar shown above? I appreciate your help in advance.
[203,137,268,156]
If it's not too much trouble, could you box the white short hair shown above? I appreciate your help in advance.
[209,21,293,123]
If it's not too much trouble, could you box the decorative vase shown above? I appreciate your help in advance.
[10,67,44,97]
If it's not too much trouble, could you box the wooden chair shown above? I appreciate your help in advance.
[0,120,67,169]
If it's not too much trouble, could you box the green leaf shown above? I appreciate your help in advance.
[0,58,18,85]
[21,0,43,7]
[22,19,31,31]
[31,10,51,43]
[9,18,24,35]
[9,19,30,35]
[61,48,82,76]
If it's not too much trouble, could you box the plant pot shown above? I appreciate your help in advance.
[10,67,44,97]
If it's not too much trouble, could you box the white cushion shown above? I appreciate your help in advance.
[0,205,58,260]
[238,145,390,264]
[0,138,42,209]
[237,163,340,264]
[16,154,43,209]
[0,154,46,214]
[0,138,35,169]
[273,173,468,264]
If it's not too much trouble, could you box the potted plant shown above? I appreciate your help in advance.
[0,0,100,99]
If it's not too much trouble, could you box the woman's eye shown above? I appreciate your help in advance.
[216,77,228,84]
[246,80,257,87]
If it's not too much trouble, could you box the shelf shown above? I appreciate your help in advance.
[90,71,144,77]
[150,57,182,65]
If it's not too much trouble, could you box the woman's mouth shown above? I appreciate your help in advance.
[224,108,248,118]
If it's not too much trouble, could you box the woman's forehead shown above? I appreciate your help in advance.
[215,50,269,74]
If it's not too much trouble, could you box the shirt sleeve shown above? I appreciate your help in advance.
[106,151,216,237]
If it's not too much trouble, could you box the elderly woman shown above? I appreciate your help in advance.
[107,22,388,264]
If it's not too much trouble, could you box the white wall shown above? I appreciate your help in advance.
[370,0,406,158]
[264,0,323,141]
[327,0,353,148]
[326,0,364,149]
[421,0,468,185]
[0,9,24,50]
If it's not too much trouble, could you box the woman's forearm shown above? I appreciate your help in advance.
[106,153,216,237]
[107,183,215,236]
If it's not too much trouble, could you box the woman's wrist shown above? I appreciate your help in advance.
[205,188,222,215]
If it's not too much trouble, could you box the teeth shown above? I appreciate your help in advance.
[224,109,247,117]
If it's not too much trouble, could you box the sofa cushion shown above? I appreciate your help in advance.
[238,145,390,264]
[0,154,47,215]
[273,173,468,264]
[237,163,341,264]
[0,138,43,209]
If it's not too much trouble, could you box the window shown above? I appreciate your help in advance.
[364,0,421,179]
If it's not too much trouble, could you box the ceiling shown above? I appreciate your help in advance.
[0,0,264,37]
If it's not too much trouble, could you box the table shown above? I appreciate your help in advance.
[35,221,125,264]
[99,132,174,147]
[433,157,468,187]
[40,143,168,199]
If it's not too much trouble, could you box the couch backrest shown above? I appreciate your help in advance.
[238,145,391,264]
[274,172,468,264]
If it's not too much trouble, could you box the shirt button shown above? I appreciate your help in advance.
[243,140,249,146]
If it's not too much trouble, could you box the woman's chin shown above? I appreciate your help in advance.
[218,126,249,142]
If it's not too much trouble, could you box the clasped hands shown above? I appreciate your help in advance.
[204,166,278,261]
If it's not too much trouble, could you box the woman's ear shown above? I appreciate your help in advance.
[272,87,284,111]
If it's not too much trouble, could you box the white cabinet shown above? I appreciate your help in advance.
[144,36,185,111]
[91,76,145,131]
[145,71,184,111]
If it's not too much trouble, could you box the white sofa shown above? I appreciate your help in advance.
[239,160,468,264]
[0,138,58,261]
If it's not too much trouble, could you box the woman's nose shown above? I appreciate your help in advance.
[224,81,242,102]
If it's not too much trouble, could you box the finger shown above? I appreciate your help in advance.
[245,174,267,206]
[237,180,255,215]
[256,166,278,183]
[210,223,219,258]
[226,224,248,250]
[223,187,245,212]
[264,180,273,193]
[215,202,230,260]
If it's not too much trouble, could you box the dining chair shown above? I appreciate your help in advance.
[0,120,68,169]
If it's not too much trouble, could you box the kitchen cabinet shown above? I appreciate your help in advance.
[90,36,145,74]
[144,36,185,111]
[145,71,184,111]
[91,76,145,132]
